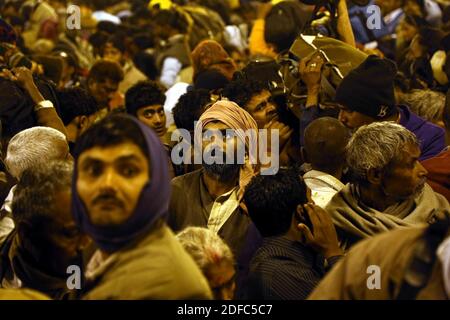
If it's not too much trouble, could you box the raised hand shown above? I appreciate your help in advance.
[297,203,343,259]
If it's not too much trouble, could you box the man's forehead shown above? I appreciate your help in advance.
[394,143,421,163]
[204,121,230,131]
[404,143,421,158]
[250,89,271,102]
[140,104,163,111]
[78,143,147,162]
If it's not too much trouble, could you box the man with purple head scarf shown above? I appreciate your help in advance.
[72,114,211,300]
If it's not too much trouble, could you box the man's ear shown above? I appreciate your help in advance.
[79,115,88,129]
[366,168,383,185]
[294,204,304,224]
[297,203,305,215]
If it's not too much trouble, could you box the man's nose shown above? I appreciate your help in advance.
[99,168,117,189]
[154,113,163,124]
[418,161,428,177]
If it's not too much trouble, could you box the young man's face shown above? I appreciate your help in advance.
[102,43,124,65]
[76,142,150,227]
[338,107,376,130]
[245,90,277,129]
[136,105,167,138]
[88,79,119,109]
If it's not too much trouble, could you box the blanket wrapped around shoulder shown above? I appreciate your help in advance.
[325,183,450,249]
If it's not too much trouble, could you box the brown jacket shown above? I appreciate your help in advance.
[308,226,448,300]
[325,183,450,249]
[168,169,252,258]
[82,223,212,300]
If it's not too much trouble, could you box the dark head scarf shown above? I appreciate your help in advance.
[71,115,171,253]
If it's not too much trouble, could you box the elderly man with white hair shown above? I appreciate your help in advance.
[325,122,450,250]
[0,126,70,244]
[177,227,236,300]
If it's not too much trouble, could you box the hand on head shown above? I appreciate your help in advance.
[297,203,343,259]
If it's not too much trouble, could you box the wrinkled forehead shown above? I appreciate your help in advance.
[389,142,421,168]
[203,121,230,131]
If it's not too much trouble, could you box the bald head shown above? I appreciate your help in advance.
[304,117,351,174]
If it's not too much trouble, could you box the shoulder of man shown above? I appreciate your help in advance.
[84,224,212,300]
[171,168,203,189]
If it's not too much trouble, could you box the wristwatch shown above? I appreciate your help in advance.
[34,100,54,112]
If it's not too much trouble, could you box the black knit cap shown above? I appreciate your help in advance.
[335,55,398,120]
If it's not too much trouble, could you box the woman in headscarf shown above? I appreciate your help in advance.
[72,114,212,300]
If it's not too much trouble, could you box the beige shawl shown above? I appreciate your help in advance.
[325,183,450,248]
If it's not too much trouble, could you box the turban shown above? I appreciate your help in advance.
[195,100,258,200]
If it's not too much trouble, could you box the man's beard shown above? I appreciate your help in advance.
[381,178,427,202]
[203,162,241,181]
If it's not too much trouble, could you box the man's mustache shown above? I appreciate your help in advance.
[92,193,124,208]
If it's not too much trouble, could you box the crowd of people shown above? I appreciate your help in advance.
[0,0,449,300]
